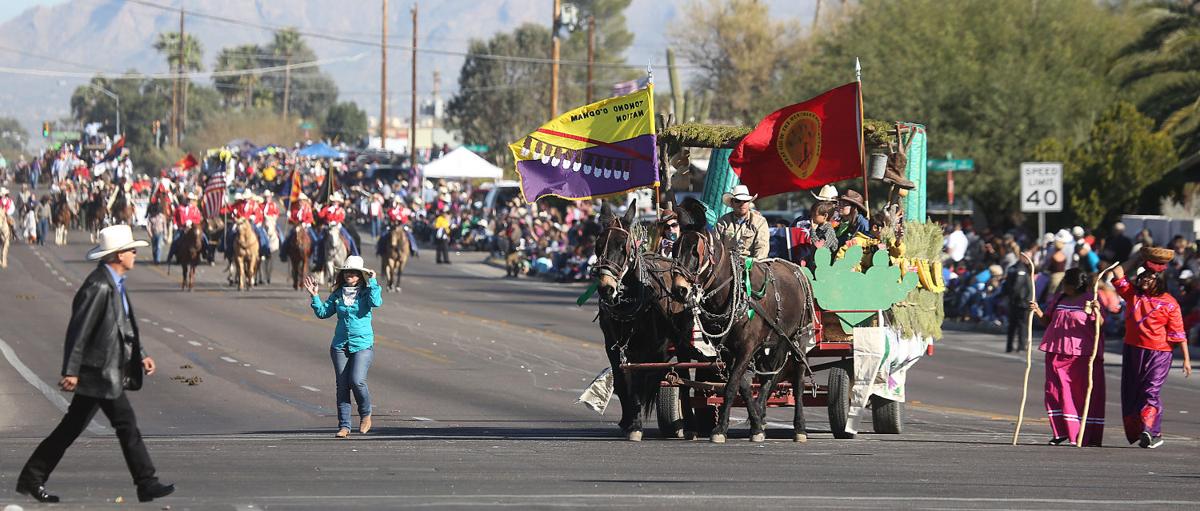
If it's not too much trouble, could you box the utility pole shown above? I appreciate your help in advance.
[380,0,388,146]
[586,15,595,104]
[178,7,187,144]
[550,0,561,118]
[410,3,418,162]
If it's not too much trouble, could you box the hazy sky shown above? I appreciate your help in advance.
[0,0,68,24]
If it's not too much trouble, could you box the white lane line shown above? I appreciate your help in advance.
[187,341,203,347]
[220,356,239,363]
[50,269,59,276]
[140,318,152,323]
[411,416,434,422]
[162,327,175,333]
[256,369,275,376]
[300,385,320,392]
[247,494,1200,506]
[0,336,107,433]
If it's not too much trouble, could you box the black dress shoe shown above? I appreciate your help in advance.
[137,481,175,502]
[16,482,60,503]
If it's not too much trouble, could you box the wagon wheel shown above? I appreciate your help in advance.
[870,395,904,434]
[827,364,855,439]
[655,387,684,438]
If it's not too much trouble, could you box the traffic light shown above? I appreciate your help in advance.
[42,121,50,138]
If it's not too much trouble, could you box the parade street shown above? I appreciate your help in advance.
[0,233,1196,510]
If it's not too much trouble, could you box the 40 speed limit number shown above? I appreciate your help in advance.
[1020,162,1063,213]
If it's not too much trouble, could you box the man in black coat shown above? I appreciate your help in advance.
[15,225,174,503]
[1000,244,1037,353]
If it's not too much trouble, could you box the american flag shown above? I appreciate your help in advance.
[203,169,226,218]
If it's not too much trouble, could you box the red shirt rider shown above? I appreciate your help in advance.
[386,203,407,225]
[262,195,280,218]
[289,196,315,225]
[318,197,346,225]
[174,198,203,229]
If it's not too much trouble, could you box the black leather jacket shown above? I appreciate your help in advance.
[61,265,145,399]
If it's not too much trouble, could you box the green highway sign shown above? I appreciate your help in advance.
[464,144,490,153]
[51,131,81,142]
[927,158,974,171]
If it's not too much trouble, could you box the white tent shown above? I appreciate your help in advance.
[420,147,503,180]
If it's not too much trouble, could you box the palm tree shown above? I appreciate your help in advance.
[154,31,204,144]
[215,44,263,109]
[1114,0,1200,155]
[271,28,303,120]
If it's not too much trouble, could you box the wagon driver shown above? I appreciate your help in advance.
[715,184,770,261]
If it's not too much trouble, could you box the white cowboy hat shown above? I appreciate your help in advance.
[262,190,273,197]
[251,195,264,202]
[330,191,344,202]
[721,184,757,206]
[186,192,198,201]
[86,225,149,261]
[0,187,8,195]
[338,255,376,280]
[810,184,839,202]
[234,191,245,201]
[298,193,310,201]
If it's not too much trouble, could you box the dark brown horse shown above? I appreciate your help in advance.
[52,194,72,245]
[670,201,819,444]
[170,224,204,291]
[286,224,312,290]
[110,186,134,225]
[84,192,108,242]
[380,225,410,292]
[593,201,692,441]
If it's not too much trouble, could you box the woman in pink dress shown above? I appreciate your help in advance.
[1030,268,1105,446]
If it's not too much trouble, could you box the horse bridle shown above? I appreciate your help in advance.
[592,223,636,297]
[673,230,723,299]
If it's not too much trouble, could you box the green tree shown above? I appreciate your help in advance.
[1033,102,1177,228]
[261,28,338,121]
[447,24,552,167]
[214,44,264,109]
[670,0,800,124]
[0,117,28,155]
[154,31,205,140]
[1113,0,1200,156]
[776,0,1140,227]
[271,28,303,119]
[321,101,368,143]
[557,0,639,107]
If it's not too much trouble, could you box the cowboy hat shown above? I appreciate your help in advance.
[234,191,246,201]
[186,192,198,201]
[262,190,273,197]
[839,189,867,214]
[86,225,149,261]
[721,184,757,206]
[251,195,264,202]
[338,255,376,280]
[0,187,8,195]
[298,193,310,201]
[811,184,838,202]
[330,191,344,202]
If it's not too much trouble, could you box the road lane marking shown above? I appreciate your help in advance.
[220,356,239,363]
[256,369,275,376]
[249,494,1200,506]
[0,335,106,433]
[411,416,433,421]
[187,341,203,347]
[300,385,320,392]
[162,327,175,333]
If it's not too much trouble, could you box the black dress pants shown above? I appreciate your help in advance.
[435,239,450,263]
[19,392,158,487]
[1007,307,1030,353]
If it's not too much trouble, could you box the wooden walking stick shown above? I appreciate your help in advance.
[1076,261,1121,447]
[1012,254,1037,445]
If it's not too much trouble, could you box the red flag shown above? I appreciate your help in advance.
[100,136,126,163]
[287,167,303,208]
[175,153,198,170]
[729,82,863,198]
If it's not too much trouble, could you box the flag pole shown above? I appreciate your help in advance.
[856,58,870,219]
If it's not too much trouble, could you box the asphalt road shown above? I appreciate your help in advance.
[1,225,1198,510]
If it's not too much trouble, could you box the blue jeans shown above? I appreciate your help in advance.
[330,346,373,429]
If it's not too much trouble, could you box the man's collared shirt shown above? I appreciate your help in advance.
[104,265,129,315]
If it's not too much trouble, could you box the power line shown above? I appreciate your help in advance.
[120,0,701,70]
[0,52,367,80]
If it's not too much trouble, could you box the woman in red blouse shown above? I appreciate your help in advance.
[1112,251,1192,449]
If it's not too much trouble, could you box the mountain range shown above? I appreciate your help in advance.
[0,0,812,147]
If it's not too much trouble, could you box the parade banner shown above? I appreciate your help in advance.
[729,82,863,198]
[203,169,226,218]
[286,167,303,208]
[509,84,657,202]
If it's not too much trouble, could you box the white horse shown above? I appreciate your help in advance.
[322,224,349,287]
[0,210,11,269]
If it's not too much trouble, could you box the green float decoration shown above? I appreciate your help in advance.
[799,245,918,331]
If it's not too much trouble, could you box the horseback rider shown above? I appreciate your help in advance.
[715,184,770,261]
[1,187,15,232]
[315,192,359,268]
[247,193,270,256]
[281,193,318,262]
[168,192,208,262]
[375,196,409,259]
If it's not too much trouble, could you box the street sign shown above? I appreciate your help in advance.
[927,159,974,171]
[464,144,490,153]
[1020,162,1063,213]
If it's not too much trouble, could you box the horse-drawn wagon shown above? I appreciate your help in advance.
[592,120,945,442]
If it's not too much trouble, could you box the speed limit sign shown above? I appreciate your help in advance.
[1020,162,1063,213]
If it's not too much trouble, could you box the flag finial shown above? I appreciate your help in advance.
[855,58,862,82]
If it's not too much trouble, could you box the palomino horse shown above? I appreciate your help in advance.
[52,194,72,246]
[322,224,350,287]
[232,218,259,291]
[592,201,691,441]
[0,210,11,269]
[286,225,312,290]
[170,224,204,291]
[380,225,410,292]
[670,201,819,444]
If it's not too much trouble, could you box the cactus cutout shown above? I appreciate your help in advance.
[799,245,918,331]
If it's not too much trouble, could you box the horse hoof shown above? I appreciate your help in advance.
[673,429,684,439]
[750,432,765,443]
[793,433,808,443]
[710,433,726,444]
[684,431,697,441]
[627,430,643,442]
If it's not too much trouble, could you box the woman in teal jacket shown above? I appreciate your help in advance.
[304,256,383,438]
